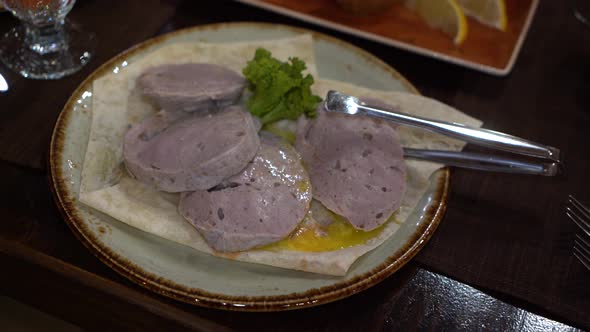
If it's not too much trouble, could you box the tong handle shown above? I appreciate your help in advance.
[358,103,560,162]
[403,148,559,176]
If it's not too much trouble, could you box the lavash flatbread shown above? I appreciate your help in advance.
[79,34,482,276]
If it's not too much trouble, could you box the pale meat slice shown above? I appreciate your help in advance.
[123,106,260,192]
[179,133,312,252]
[295,105,406,231]
[138,63,246,113]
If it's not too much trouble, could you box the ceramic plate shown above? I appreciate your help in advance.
[235,0,539,76]
[49,22,449,311]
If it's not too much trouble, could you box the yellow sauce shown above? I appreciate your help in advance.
[265,209,391,252]
[297,180,310,194]
[257,126,396,252]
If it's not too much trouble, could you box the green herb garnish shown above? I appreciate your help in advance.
[242,48,322,125]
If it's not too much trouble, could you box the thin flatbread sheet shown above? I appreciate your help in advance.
[79,35,482,276]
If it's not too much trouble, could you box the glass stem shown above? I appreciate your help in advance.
[24,20,68,55]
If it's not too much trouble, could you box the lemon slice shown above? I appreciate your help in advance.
[406,0,468,45]
[456,0,508,31]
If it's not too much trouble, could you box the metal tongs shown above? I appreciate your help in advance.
[324,91,561,176]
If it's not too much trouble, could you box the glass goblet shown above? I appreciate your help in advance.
[0,0,96,79]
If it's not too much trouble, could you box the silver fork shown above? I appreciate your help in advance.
[566,195,590,271]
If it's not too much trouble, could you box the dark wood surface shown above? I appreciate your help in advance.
[1,0,589,331]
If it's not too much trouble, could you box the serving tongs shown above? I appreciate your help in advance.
[324,91,561,176]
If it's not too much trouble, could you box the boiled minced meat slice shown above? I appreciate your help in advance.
[123,105,260,192]
[138,63,246,113]
[295,104,406,231]
[179,133,312,252]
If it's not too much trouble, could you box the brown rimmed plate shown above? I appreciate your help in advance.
[49,22,449,311]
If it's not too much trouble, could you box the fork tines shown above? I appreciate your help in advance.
[574,235,590,271]
[567,195,590,271]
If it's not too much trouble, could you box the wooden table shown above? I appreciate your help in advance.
[1,0,588,331]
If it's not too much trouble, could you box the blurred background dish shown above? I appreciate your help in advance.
[235,0,539,76]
